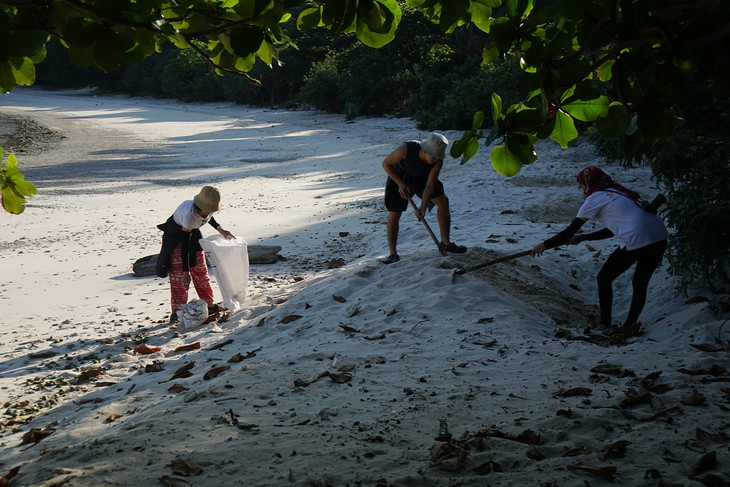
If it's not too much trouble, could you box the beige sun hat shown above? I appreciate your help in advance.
[193,186,221,213]
[420,133,449,160]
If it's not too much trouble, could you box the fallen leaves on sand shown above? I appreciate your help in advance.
[226,409,259,431]
[553,387,592,397]
[162,362,195,382]
[208,339,234,350]
[595,440,630,460]
[689,450,717,477]
[681,388,707,406]
[159,475,193,487]
[327,258,345,269]
[168,384,190,393]
[144,361,165,373]
[566,462,616,481]
[333,294,347,303]
[690,343,726,353]
[204,366,229,380]
[294,369,353,388]
[28,351,57,359]
[280,314,302,324]
[170,458,203,476]
[105,413,123,423]
[339,324,360,333]
[679,364,728,377]
[19,422,57,446]
[590,363,636,377]
[173,342,201,352]
[228,347,261,363]
[134,344,161,355]
[75,368,104,384]
[0,466,20,486]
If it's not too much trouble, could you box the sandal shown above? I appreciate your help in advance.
[208,303,228,314]
[441,242,467,254]
[380,254,400,265]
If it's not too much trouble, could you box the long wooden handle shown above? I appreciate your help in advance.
[407,194,446,256]
[455,249,531,275]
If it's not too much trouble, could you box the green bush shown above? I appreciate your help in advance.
[412,55,529,130]
[159,48,223,102]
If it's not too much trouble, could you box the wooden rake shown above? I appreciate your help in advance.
[451,249,531,283]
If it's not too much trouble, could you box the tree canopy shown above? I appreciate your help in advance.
[2,0,729,212]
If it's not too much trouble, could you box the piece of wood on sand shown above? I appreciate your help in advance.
[132,245,283,277]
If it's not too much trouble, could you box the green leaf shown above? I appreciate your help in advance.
[561,95,609,122]
[92,30,122,72]
[472,110,485,130]
[490,145,523,177]
[548,110,578,148]
[297,7,323,31]
[9,57,36,86]
[595,102,631,138]
[229,26,265,57]
[505,134,537,165]
[491,93,502,122]
[356,0,401,48]
[1,152,36,214]
[470,1,493,33]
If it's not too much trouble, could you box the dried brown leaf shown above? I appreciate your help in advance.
[332,295,347,303]
[327,258,345,269]
[0,466,20,487]
[339,324,359,333]
[681,389,707,406]
[328,372,352,384]
[76,368,104,384]
[204,366,229,380]
[208,339,234,351]
[170,458,203,477]
[566,462,617,481]
[159,475,193,487]
[596,440,630,460]
[689,450,717,477]
[28,351,57,359]
[280,314,302,324]
[227,347,261,363]
[168,384,190,393]
[105,414,123,423]
[19,422,57,446]
[553,387,592,397]
[690,343,726,353]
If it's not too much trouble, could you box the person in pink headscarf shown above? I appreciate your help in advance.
[530,166,668,334]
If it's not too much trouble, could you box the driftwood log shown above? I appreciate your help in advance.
[132,245,282,277]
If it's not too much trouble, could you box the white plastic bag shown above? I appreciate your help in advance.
[178,299,209,328]
[199,235,248,312]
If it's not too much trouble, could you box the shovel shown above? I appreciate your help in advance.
[451,249,531,283]
[407,193,446,256]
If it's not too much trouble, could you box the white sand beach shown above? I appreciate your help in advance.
[0,88,728,486]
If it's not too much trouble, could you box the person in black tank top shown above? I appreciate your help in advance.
[381,133,466,264]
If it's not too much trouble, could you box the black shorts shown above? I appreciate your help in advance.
[384,178,445,212]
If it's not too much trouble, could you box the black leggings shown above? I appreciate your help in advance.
[596,239,667,327]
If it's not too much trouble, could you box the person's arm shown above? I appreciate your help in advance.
[209,217,235,239]
[572,228,613,244]
[418,160,443,216]
[530,218,587,257]
[382,144,409,200]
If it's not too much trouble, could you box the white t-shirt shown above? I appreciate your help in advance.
[172,200,213,230]
[577,191,668,250]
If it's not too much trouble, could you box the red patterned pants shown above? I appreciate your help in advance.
[169,244,215,313]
